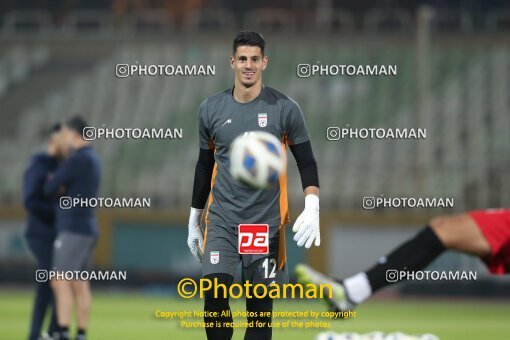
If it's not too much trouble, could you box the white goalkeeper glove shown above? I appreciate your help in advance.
[292,194,320,248]
[187,208,204,263]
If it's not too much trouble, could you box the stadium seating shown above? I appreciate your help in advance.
[0,39,508,212]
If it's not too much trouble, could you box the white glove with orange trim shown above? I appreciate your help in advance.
[292,194,320,248]
[187,208,204,263]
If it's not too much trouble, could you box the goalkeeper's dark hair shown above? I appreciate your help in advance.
[233,31,265,55]
[66,116,88,135]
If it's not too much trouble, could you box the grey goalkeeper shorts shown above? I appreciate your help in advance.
[53,231,97,273]
[202,221,289,285]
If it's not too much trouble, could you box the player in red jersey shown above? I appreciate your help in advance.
[296,209,510,311]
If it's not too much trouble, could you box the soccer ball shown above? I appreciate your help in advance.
[337,333,362,340]
[419,335,439,340]
[384,333,414,340]
[230,131,286,189]
[362,332,386,340]
[316,331,341,340]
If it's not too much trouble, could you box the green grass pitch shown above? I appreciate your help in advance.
[1,290,509,339]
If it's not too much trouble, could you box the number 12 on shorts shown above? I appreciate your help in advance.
[262,258,277,279]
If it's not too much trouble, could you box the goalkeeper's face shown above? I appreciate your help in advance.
[231,45,267,88]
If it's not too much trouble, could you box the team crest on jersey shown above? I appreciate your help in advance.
[210,251,219,264]
[258,113,268,127]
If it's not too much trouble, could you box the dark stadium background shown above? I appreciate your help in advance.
[0,1,509,339]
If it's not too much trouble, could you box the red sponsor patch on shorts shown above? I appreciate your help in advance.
[238,224,269,254]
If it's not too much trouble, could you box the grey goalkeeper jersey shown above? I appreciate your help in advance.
[198,86,310,227]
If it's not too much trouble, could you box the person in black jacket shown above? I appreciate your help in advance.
[44,116,101,340]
